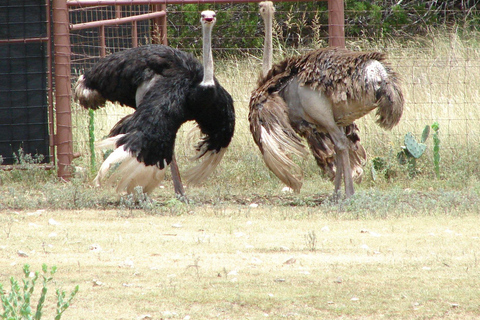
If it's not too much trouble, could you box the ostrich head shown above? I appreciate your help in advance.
[259,1,275,19]
[201,10,216,26]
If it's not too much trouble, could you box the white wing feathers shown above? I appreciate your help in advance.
[93,135,165,194]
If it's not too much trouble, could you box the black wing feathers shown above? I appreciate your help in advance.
[114,76,192,169]
[83,45,200,108]
[86,44,235,174]
[189,81,235,154]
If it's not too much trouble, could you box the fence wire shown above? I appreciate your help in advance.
[69,3,480,175]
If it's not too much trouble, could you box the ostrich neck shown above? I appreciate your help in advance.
[262,12,273,77]
[201,24,215,87]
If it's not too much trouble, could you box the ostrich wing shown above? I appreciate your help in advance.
[184,83,236,185]
[115,78,190,168]
[77,45,196,109]
[93,76,191,194]
[298,122,366,182]
[249,89,308,193]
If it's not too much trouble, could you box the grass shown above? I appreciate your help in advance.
[1,30,480,319]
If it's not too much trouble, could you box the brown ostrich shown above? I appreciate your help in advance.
[249,28,404,197]
[259,1,275,78]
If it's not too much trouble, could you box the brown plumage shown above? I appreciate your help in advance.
[251,2,368,194]
[249,47,404,197]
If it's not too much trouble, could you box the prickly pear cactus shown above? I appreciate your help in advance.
[404,132,426,159]
[421,125,430,143]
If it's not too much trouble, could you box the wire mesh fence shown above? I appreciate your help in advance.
[68,2,480,179]
[0,1,51,166]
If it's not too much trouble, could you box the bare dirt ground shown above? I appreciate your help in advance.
[1,208,480,319]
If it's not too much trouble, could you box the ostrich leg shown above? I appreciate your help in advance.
[333,142,354,197]
[170,154,188,202]
[292,83,355,198]
[333,146,344,194]
[332,128,354,197]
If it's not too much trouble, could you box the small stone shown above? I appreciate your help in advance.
[17,250,29,257]
[48,218,60,226]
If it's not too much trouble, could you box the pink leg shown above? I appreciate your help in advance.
[169,154,188,202]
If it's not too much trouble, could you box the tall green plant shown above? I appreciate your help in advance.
[0,264,78,320]
[432,122,441,178]
[88,109,96,173]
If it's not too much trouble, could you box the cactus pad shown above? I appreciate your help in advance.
[404,132,426,158]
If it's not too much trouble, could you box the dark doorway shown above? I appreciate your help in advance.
[0,1,50,165]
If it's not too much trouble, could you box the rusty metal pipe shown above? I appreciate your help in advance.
[70,10,166,30]
[46,0,55,167]
[67,0,325,6]
[328,0,345,47]
[0,37,49,44]
[52,0,73,180]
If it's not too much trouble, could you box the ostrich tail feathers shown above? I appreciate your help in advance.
[302,123,366,183]
[184,148,227,186]
[74,75,106,110]
[345,124,367,183]
[93,137,165,194]
[259,125,308,193]
[349,142,366,183]
[93,144,130,187]
[303,128,336,181]
[94,134,125,150]
[186,124,202,147]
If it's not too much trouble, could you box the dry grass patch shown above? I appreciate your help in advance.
[69,31,480,192]
[1,209,480,319]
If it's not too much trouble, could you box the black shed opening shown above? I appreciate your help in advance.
[0,0,51,165]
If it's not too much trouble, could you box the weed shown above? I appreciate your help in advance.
[88,109,96,174]
[432,122,441,178]
[0,264,79,320]
[304,230,317,252]
[1,213,18,239]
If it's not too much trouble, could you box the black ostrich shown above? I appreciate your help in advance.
[74,10,235,196]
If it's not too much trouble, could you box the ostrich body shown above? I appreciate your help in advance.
[249,47,403,197]
[75,45,190,198]
[74,10,235,195]
[251,2,370,195]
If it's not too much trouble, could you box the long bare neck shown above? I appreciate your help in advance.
[262,7,273,77]
[201,23,215,86]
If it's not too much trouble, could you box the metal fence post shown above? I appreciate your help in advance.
[52,0,73,180]
[328,0,345,47]
[152,4,168,45]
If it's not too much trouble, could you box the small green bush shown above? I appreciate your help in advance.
[0,264,79,320]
